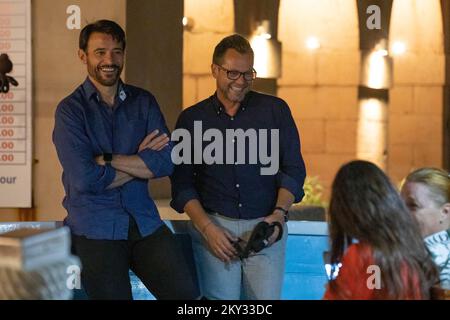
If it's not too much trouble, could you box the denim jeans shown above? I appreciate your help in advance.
[188,213,288,300]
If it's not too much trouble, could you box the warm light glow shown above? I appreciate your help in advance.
[306,36,320,50]
[249,20,281,79]
[367,50,388,89]
[376,49,388,57]
[357,98,388,170]
[250,35,269,77]
[182,16,194,31]
[391,41,406,55]
[261,32,272,40]
[255,21,272,40]
[359,98,384,121]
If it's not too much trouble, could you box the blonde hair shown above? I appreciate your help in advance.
[404,168,450,206]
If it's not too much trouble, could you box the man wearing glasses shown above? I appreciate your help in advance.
[171,34,306,299]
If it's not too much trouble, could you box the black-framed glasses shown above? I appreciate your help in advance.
[216,65,257,81]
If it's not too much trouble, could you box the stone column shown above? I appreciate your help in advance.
[356,0,393,170]
[125,0,183,199]
[234,0,280,96]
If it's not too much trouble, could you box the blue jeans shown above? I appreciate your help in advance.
[188,213,287,300]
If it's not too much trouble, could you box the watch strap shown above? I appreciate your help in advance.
[103,153,113,164]
[274,206,289,222]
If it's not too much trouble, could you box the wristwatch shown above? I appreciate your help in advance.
[274,206,289,222]
[103,153,113,165]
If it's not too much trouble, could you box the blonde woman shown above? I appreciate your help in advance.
[401,168,450,289]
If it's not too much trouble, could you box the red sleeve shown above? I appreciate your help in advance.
[323,243,375,300]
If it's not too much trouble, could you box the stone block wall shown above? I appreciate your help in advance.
[183,0,234,108]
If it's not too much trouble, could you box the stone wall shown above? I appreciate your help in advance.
[388,0,444,184]
[278,0,360,199]
[183,0,234,108]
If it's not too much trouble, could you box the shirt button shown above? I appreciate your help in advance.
[235,162,238,165]
[242,107,246,111]
[230,117,234,121]
[232,139,236,143]
[238,203,242,208]
[236,184,240,188]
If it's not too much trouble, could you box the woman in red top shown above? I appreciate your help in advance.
[323,160,438,300]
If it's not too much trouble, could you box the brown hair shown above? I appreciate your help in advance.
[328,160,439,299]
[212,34,254,65]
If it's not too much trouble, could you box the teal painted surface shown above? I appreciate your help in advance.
[282,234,329,299]
[131,271,154,300]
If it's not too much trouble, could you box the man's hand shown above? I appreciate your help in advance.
[138,129,170,152]
[202,223,239,263]
[95,155,105,166]
[263,211,285,246]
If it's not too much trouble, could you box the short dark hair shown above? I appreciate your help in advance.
[79,20,126,52]
[212,34,254,65]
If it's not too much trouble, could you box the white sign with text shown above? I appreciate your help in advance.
[0,0,32,207]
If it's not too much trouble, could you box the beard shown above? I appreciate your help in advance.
[222,83,250,103]
[87,62,122,87]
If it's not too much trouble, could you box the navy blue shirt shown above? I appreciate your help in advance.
[170,91,306,219]
[53,78,173,240]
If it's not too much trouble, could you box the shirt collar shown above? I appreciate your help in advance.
[210,91,253,116]
[82,77,130,103]
[424,229,450,246]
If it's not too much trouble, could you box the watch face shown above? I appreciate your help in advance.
[103,153,113,162]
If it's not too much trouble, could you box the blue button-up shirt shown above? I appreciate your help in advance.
[170,91,306,219]
[53,78,173,240]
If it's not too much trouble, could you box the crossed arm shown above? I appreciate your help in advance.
[95,130,170,189]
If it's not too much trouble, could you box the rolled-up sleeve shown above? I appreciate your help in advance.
[276,101,306,203]
[138,145,173,178]
[53,102,116,194]
[136,94,174,178]
[170,185,200,213]
[170,110,200,213]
